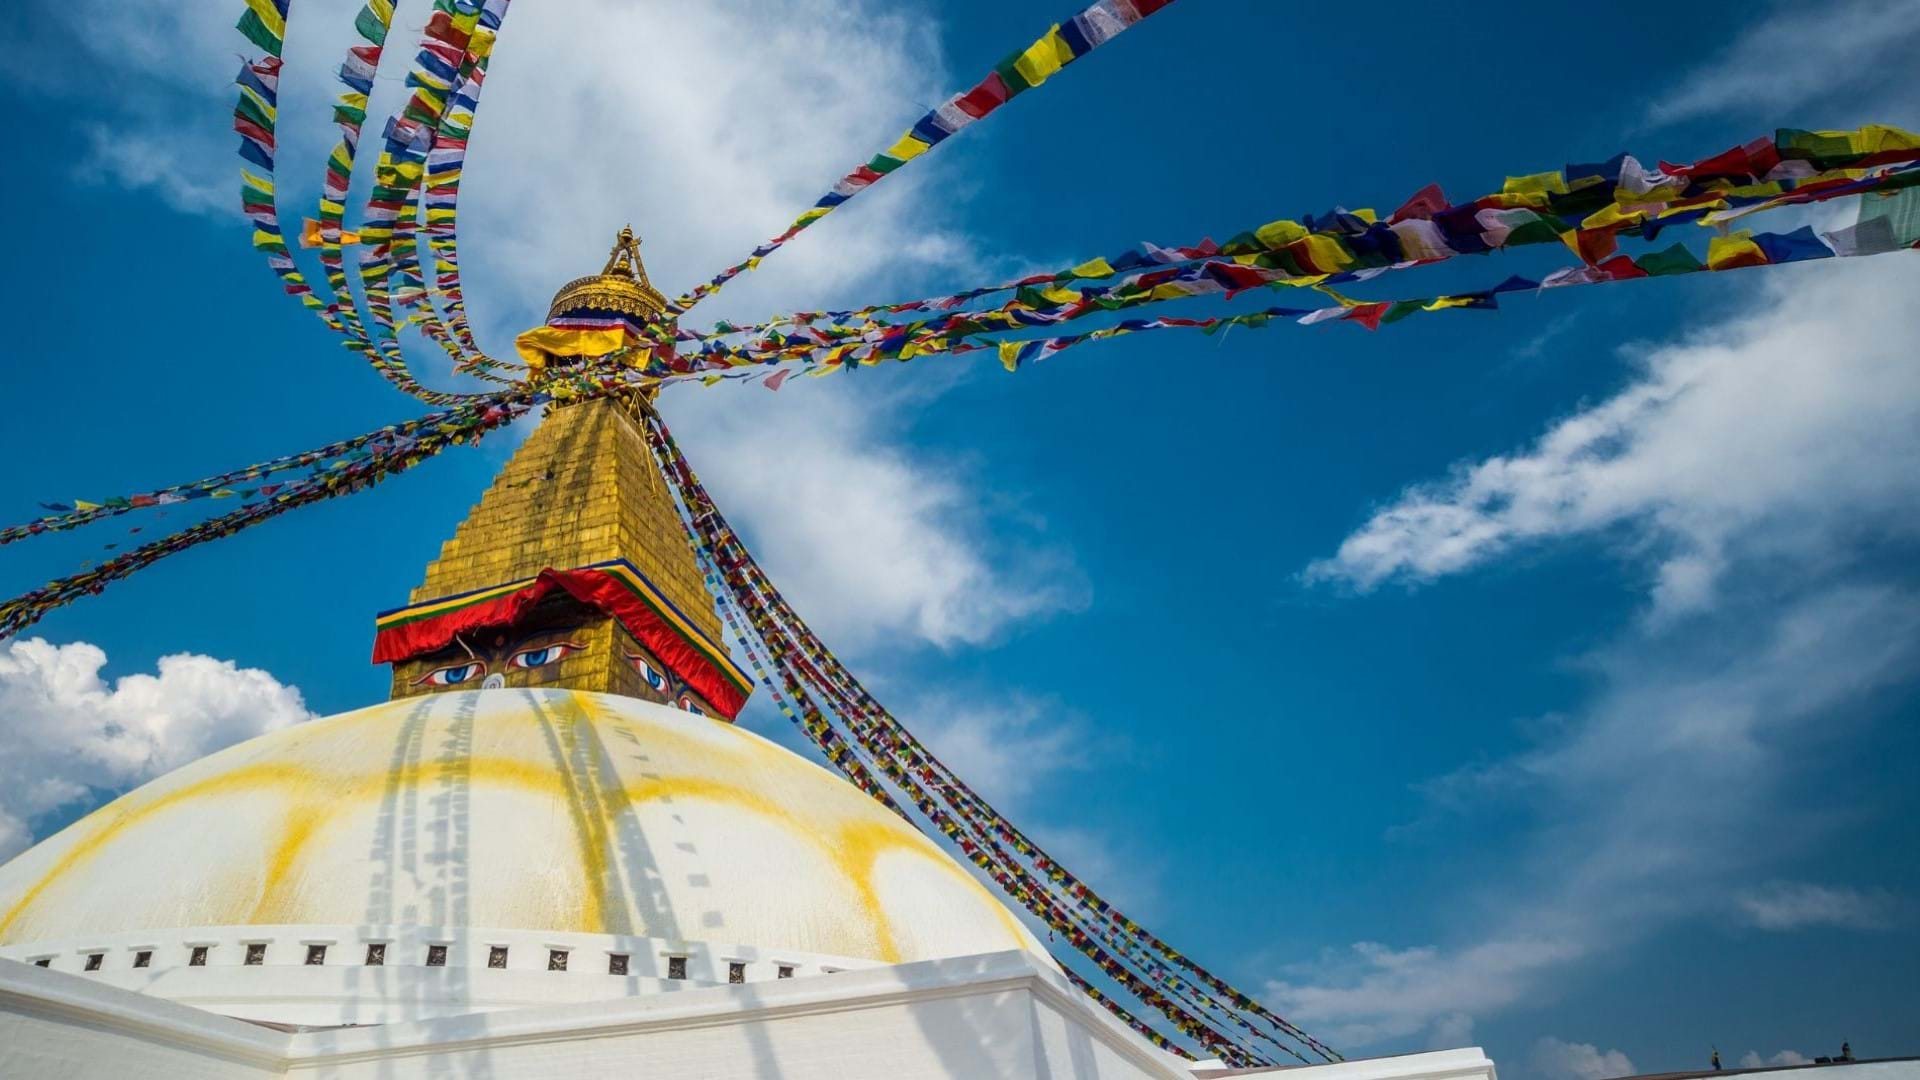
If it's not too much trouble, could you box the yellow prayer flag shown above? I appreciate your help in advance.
[245,0,286,37]
[1706,231,1767,270]
[1254,218,1309,249]
[74,500,101,512]
[1070,257,1115,279]
[1503,171,1569,197]
[1299,234,1355,273]
[1580,204,1644,232]
[998,342,1021,371]
[1422,295,1477,311]
[1012,26,1072,87]
[884,133,933,163]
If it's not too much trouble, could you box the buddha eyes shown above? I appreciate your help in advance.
[625,652,669,691]
[678,695,705,717]
[508,642,584,670]
[415,660,486,687]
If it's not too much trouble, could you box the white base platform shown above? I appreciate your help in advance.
[0,949,1500,1080]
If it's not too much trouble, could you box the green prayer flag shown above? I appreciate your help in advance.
[236,9,282,54]
[1635,243,1704,277]
[1380,300,1425,325]
[354,7,389,45]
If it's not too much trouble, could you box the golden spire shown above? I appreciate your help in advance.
[546,224,669,322]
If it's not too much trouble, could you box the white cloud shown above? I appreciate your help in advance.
[1740,1050,1813,1069]
[905,693,1086,806]
[1281,255,1920,1049]
[666,377,1087,654]
[1645,0,1920,127]
[1268,939,1585,1048]
[1531,1038,1638,1080]
[1306,258,1920,621]
[1734,881,1897,931]
[0,638,313,860]
[11,0,1079,653]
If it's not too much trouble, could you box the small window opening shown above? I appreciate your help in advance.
[189,946,209,967]
[34,958,52,968]
[547,949,569,972]
[305,945,327,966]
[667,955,687,980]
[84,953,104,972]
[133,951,152,969]
[365,943,386,966]
[728,961,746,984]
[426,945,448,967]
[244,943,267,966]
[608,953,629,976]
[488,946,509,969]
[777,964,794,979]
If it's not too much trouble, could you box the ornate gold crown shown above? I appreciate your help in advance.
[546,225,669,321]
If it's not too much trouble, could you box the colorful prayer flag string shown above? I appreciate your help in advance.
[668,0,1183,314]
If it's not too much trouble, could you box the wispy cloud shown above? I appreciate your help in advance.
[1733,881,1898,931]
[1305,259,1920,621]
[1278,256,1920,1049]
[1645,0,1920,127]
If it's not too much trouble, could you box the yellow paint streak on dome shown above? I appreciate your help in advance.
[249,805,327,924]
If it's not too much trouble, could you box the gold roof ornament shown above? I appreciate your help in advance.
[546,225,670,322]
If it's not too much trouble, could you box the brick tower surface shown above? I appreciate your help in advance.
[409,396,715,631]
[385,395,728,703]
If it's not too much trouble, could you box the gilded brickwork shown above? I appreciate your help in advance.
[389,394,727,705]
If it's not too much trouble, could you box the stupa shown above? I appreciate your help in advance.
[0,233,1495,1080]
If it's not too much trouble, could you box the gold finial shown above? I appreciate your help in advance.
[603,224,643,278]
[548,224,668,321]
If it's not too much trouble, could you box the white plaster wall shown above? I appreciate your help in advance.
[0,960,282,1080]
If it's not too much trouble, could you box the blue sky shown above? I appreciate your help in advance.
[2,0,1918,1075]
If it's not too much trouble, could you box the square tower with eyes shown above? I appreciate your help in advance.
[375,394,744,721]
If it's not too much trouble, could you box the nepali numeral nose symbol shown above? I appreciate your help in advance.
[482,673,506,690]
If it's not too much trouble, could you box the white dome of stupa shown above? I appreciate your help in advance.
[0,689,1047,1025]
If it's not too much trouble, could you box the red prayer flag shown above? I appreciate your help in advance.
[1390,182,1449,223]
[1342,303,1391,330]
[1596,255,1649,281]
[955,72,1011,118]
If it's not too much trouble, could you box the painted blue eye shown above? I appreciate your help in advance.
[509,642,582,670]
[678,695,705,717]
[625,653,668,691]
[416,661,485,687]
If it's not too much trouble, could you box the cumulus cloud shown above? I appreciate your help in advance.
[1740,1050,1813,1069]
[1645,0,1920,127]
[1531,1038,1638,1080]
[0,638,313,859]
[1734,881,1898,931]
[1306,259,1920,620]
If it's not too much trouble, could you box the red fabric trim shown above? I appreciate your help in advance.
[371,568,748,719]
